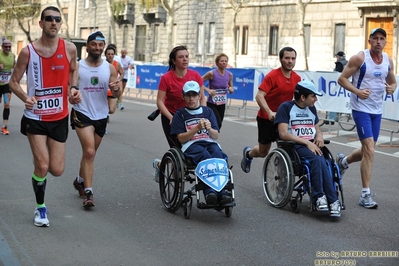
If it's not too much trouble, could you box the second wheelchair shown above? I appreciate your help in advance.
[262,140,345,215]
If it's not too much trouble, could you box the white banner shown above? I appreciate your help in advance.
[254,69,399,120]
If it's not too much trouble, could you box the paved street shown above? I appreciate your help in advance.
[1,96,398,266]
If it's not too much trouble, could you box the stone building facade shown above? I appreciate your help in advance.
[2,0,398,73]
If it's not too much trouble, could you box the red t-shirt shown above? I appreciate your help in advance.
[257,68,301,119]
[158,69,203,114]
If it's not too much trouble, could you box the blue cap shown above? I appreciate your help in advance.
[295,80,323,96]
[87,31,105,43]
[183,81,200,94]
[369,28,386,38]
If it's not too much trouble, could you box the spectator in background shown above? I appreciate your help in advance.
[326,51,349,125]
[118,48,134,110]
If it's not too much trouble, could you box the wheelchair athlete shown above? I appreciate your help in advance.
[170,80,233,206]
[274,80,341,217]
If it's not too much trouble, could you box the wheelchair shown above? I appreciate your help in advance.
[158,147,236,219]
[262,140,345,213]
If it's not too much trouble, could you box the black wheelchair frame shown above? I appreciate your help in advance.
[158,147,236,219]
[262,140,345,213]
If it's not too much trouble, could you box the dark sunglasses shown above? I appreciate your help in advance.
[2,46,11,48]
[43,16,62,23]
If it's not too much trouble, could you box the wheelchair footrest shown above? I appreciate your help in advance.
[197,200,236,209]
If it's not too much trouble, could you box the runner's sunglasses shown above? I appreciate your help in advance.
[43,16,62,23]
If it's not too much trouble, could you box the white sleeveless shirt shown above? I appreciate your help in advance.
[350,49,390,114]
[73,59,110,120]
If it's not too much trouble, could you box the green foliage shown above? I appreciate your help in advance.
[0,1,40,21]
[140,0,160,11]
[111,1,127,17]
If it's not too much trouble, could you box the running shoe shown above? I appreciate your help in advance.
[205,192,217,205]
[240,146,253,173]
[83,190,95,208]
[336,152,348,177]
[73,178,85,198]
[316,195,328,211]
[1,126,9,135]
[153,158,161,183]
[120,104,124,110]
[358,193,378,209]
[219,194,233,205]
[329,200,341,217]
[33,207,49,227]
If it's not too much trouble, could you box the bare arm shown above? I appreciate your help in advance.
[228,72,234,93]
[385,58,397,94]
[109,64,122,98]
[337,52,371,99]
[157,90,173,122]
[116,62,124,80]
[202,70,214,95]
[200,85,207,106]
[9,47,36,108]
[65,41,81,104]
[255,90,274,120]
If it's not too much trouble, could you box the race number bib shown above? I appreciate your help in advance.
[185,118,211,141]
[213,89,227,105]
[291,119,316,140]
[0,71,11,83]
[33,86,64,115]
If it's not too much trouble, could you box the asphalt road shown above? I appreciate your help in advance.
[1,96,398,266]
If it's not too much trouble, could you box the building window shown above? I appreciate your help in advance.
[234,26,240,55]
[123,25,128,49]
[62,8,68,23]
[153,24,159,52]
[304,24,311,57]
[334,24,346,55]
[207,22,215,54]
[242,26,249,55]
[172,24,177,48]
[269,25,278,56]
[135,25,147,61]
[197,23,204,54]
[84,0,89,9]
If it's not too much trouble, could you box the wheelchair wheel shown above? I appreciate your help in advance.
[290,194,302,213]
[183,195,192,219]
[225,207,233,217]
[263,148,294,208]
[159,148,185,213]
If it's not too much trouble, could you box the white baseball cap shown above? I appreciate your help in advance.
[183,81,200,94]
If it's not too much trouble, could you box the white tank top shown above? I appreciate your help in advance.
[73,59,110,120]
[350,50,390,114]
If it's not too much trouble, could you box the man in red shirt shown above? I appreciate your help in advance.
[241,47,301,173]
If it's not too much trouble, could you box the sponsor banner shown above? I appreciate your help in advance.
[135,65,168,90]
[228,68,255,101]
[132,65,399,120]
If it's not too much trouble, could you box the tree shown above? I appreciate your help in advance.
[107,0,117,45]
[56,0,70,40]
[0,0,40,43]
[227,0,247,67]
[140,0,191,52]
[297,0,312,70]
